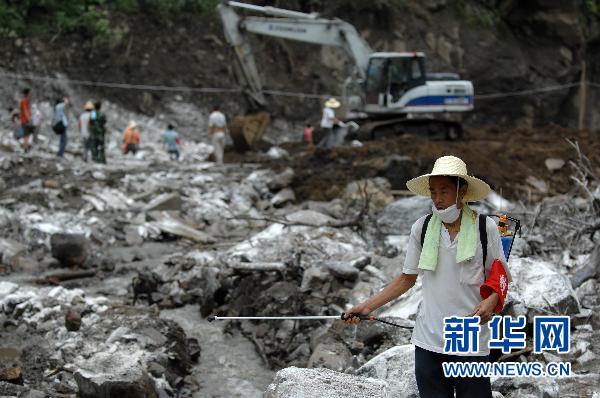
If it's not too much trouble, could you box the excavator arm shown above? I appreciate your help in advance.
[217,1,373,106]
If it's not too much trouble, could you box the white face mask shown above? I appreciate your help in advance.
[432,203,461,223]
[431,177,462,223]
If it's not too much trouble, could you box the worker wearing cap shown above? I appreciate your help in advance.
[78,101,94,162]
[347,155,511,398]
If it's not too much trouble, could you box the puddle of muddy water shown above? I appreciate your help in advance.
[161,305,275,398]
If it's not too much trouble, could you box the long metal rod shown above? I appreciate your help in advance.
[209,315,340,321]
[208,314,414,329]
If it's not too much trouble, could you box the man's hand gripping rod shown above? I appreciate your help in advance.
[207,313,413,329]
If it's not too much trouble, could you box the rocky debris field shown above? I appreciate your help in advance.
[1,117,599,398]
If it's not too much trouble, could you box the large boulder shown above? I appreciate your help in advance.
[343,178,394,212]
[271,188,296,207]
[263,367,390,398]
[286,210,335,227]
[228,220,368,264]
[0,281,19,298]
[0,238,26,268]
[268,168,295,191]
[357,345,418,398]
[323,260,360,281]
[378,156,420,190]
[377,196,431,235]
[144,193,182,212]
[0,381,45,398]
[50,233,89,267]
[74,351,158,398]
[507,257,579,320]
[307,341,352,372]
[575,279,599,309]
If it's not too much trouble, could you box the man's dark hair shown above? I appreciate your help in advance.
[455,177,468,188]
[23,88,30,96]
[167,124,174,130]
[213,105,220,111]
[55,97,63,105]
[94,101,102,110]
[430,176,468,189]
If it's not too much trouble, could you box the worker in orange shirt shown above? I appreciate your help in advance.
[19,88,33,152]
[122,120,141,155]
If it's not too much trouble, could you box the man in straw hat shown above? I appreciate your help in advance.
[318,97,341,148]
[78,101,94,161]
[346,155,511,398]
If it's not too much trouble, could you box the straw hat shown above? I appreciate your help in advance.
[406,155,491,202]
[127,120,138,129]
[84,101,94,111]
[324,98,341,109]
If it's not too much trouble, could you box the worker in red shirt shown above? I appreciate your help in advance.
[19,88,33,152]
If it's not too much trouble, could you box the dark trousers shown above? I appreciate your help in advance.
[124,143,138,155]
[57,130,68,157]
[168,149,179,160]
[91,135,106,163]
[415,346,492,398]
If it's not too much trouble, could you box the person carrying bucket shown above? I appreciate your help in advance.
[345,155,512,398]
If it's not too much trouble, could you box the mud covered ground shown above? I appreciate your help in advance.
[227,127,600,203]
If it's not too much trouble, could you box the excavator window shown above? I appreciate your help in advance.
[389,57,426,103]
[411,58,424,80]
[365,58,387,105]
[365,56,427,106]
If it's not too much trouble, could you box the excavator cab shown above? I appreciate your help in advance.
[363,52,473,116]
[365,53,426,107]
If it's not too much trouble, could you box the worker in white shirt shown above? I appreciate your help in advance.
[318,97,341,148]
[345,156,511,398]
[208,105,227,165]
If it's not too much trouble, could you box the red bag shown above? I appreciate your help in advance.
[480,259,509,313]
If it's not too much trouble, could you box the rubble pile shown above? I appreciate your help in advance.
[1,113,599,397]
[0,281,195,397]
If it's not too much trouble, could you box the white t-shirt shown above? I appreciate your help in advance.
[320,107,335,128]
[402,214,509,356]
[32,106,42,126]
[208,111,227,129]
[79,111,91,138]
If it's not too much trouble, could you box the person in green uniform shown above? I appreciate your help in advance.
[90,101,107,164]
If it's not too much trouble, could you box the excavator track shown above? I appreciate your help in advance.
[348,117,463,142]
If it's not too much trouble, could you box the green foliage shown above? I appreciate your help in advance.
[453,0,499,29]
[584,0,599,15]
[0,2,24,36]
[0,0,220,39]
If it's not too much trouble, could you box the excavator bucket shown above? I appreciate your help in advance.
[229,112,271,152]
